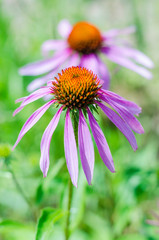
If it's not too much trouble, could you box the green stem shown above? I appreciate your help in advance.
[65,111,78,240]
[5,162,37,221]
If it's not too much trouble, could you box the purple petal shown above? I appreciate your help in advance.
[95,56,110,89]
[102,47,152,79]
[87,108,115,173]
[64,109,78,187]
[13,87,52,116]
[58,19,72,38]
[105,99,144,134]
[80,54,99,75]
[80,54,110,89]
[41,40,68,57]
[12,100,55,150]
[27,68,58,92]
[78,110,94,185]
[99,89,142,115]
[19,49,72,76]
[97,101,138,151]
[102,26,136,39]
[15,97,26,103]
[146,220,159,227]
[66,53,80,66]
[107,46,154,68]
[40,107,62,177]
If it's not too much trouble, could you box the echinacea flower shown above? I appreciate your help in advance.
[13,67,144,187]
[19,20,153,92]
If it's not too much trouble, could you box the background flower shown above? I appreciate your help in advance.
[19,20,153,92]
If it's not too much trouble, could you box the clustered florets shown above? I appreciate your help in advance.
[52,67,101,109]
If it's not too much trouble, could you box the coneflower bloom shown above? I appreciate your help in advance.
[19,20,153,92]
[13,67,144,187]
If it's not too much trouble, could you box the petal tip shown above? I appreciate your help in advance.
[133,146,138,152]
[140,128,145,134]
[43,173,47,178]
[12,145,15,151]
[73,181,78,188]
[88,181,92,186]
[18,68,25,76]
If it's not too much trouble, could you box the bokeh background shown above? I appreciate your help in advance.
[0,0,159,239]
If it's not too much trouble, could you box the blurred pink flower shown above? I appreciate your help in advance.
[19,20,154,92]
[13,67,144,187]
[147,202,159,228]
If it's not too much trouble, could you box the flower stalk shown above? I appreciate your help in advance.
[5,157,37,221]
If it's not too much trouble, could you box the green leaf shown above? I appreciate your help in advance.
[0,220,35,240]
[0,220,27,228]
[35,208,65,240]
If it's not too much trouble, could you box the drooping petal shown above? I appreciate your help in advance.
[101,47,152,79]
[15,97,26,103]
[12,100,55,150]
[80,54,110,88]
[108,46,154,69]
[19,49,72,76]
[27,68,58,92]
[80,54,99,75]
[41,40,68,57]
[13,87,52,116]
[146,220,159,227]
[97,101,138,151]
[64,109,78,187]
[40,107,62,177]
[95,56,110,89]
[78,110,94,185]
[87,108,115,173]
[104,99,144,134]
[58,19,72,38]
[66,53,80,66]
[98,89,142,115]
[102,26,136,39]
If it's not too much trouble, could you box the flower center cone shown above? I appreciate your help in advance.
[52,66,100,109]
[68,22,102,54]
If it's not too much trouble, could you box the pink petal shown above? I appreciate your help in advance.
[66,53,80,66]
[15,97,26,103]
[12,100,55,150]
[99,89,141,115]
[106,99,144,134]
[40,107,62,177]
[41,40,68,57]
[87,108,115,173]
[58,19,72,38]
[78,110,94,185]
[80,54,99,75]
[64,109,78,187]
[102,26,136,39]
[80,54,110,89]
[107,46,154,68]
[27,69,57,92]
[19,49,72,76]
[97,101,138,151]
[95,55,110,89]
[146,220,159,227]
[13,87,52,116]
[102,47,152,79]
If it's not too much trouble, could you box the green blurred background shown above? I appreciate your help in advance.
[0,0,159,239]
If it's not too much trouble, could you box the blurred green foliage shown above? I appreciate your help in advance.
[0,0,159,239]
